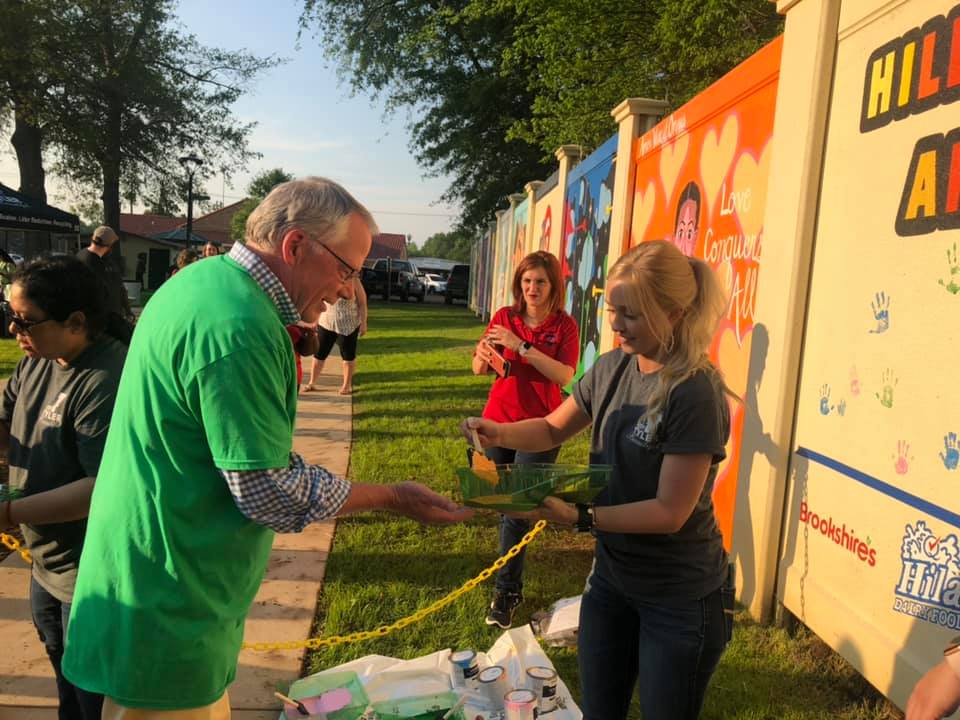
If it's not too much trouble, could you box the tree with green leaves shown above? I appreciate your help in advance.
[0,0,279,228]
[229,168,295,242]
[409,231,473,264]
[299,0,553,234]
[300,0,782,228]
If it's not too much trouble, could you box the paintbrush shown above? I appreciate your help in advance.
[441,694,469,719]
[274,691,310,717]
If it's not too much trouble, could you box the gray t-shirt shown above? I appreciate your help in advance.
[573,348,730,602]
[1,336,126,602]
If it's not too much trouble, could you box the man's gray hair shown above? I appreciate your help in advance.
[244,177,378,250]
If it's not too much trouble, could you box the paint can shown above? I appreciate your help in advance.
[503,688,538,720]
[476,665,509,710]
[450,649,480,688]
[525,666,558,713]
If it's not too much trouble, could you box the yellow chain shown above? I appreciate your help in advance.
[243,519,548,652]
[1,532,32,563]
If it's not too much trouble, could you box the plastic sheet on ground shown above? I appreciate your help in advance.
[281,625,582,719]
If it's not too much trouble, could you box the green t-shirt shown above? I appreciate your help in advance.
[62,256,298,709]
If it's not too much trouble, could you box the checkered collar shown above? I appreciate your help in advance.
[228,242,300,325]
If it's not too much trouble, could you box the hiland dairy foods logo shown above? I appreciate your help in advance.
[40,392,67,425]
[893,521,960,630]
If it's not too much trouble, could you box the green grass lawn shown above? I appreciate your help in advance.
[0,338,23,379]
[305,302,900,718]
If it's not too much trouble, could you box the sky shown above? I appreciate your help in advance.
[0,0,459,246]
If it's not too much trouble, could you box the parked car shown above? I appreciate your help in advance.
[422,272,447,295]
[444,264,469,305]
[361,258,425,302]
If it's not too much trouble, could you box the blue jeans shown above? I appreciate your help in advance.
[485,445,561,594]
[577,563,734,720]
[30,577,104,720]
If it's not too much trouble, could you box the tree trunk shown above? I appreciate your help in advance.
[100,103,123,232]
[10,110,46,204]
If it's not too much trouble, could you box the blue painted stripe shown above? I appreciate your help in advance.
[796,446,960,530]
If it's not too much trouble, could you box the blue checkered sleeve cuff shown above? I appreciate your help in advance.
[219,453,352,533]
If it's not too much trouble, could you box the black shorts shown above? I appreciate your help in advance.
[315,326,360,362]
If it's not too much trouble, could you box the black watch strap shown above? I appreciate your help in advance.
[574,503,594,533]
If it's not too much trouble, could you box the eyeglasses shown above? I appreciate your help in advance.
[1,302,52,335]
[315,240,360,282]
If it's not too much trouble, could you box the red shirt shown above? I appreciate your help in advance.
[286,325,305,385]
[481,307,580,423]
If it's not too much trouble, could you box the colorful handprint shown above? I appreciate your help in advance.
[849,365,861,397]
[939,243,960,295]
[893,440,913,475]
[819,385,833,415]
[869,292,890,333]
[837,398,847,416]
[940,432,959,471]
[875,369,898,409]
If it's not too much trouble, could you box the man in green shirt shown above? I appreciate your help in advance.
[62,177,472,719]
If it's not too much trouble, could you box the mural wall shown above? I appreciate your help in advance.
[533,170,562,260]
[561,133,619,383]
[628,37,783,550]
[777,0,960,708]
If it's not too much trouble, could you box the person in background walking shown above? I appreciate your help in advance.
[0,256,128,720]
[471,250,579,629]
[75,226,134,345]
[303,276,368,395]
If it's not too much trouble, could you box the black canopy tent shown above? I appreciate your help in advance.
[0,183,80,260]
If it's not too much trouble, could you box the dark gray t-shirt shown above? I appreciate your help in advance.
[1,337,126,602]
[573,348,730,602]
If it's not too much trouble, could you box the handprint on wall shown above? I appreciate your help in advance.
[939,243,960,295]
[893,440,913,475]
[941,432,959,471]
[819,384,834,415]
[875,369,898,409]
[868,292,891,333]
[849,366,861,397]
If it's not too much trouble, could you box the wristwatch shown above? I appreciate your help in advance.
[574,504,594,533]
[518,341,532,356]
[945,636,960,678]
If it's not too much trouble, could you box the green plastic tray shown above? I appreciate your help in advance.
[371,691,466,719]
[284,671,370,720]
[458,463,612,512]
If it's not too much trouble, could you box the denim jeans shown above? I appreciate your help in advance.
[30,577,104,720]
[577,563,734,720]
[484,445,561,594]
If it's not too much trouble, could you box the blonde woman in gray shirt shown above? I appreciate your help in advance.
[304,276,367,395]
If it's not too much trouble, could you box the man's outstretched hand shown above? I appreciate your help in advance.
[390,482,474,525]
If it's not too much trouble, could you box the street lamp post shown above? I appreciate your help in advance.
[178,153,204,249]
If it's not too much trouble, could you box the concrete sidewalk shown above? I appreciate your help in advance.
[0,357,352,720]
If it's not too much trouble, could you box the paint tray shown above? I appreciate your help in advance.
[370,691,466,720]
[283,671,370,720]
[457,463,612,512]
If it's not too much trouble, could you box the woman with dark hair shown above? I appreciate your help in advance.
[673,181,702,256]
[471,250,579,628]
[0,257,127,720]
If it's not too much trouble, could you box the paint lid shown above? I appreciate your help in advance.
[450,649,477,664]
[526,666,557,680]
[504,689,538,705]
[478,666,504,683]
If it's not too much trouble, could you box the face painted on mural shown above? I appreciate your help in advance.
[673,198,700,256]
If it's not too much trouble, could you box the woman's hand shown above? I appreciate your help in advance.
[503,497,578,526]
[460,416,501,449]
[474,339,495,363]
[360,319,368,337]
[485,324,522,352]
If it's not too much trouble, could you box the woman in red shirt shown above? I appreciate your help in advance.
[472,250,579,628]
